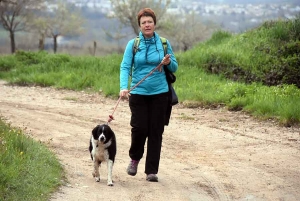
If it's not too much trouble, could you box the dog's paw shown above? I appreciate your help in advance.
[107,178,113,186]
[95,177,100,182]
[107,181,114,186]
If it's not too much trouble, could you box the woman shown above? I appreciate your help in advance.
[119,8,178,182]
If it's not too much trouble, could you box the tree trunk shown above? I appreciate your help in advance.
[53,35,58,53]
[39,33,45,51]
[93,41,97,56]
[183,44,188,52]
[9,30,16,54]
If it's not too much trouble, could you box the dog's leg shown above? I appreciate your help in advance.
[93,161,101,182]
[107,159,114,186]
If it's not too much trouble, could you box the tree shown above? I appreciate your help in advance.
[0,0,46,53]
[163,12,216,51]
[45,1,85,53]
[103,23,127,53]
[29,16,50,51]
[0,0,14,3]
[109,0,215,52]
[109,0,171,35]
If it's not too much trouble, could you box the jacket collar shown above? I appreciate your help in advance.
[139,31,159,44]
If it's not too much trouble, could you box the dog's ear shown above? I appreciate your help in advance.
[103,125,112,133]
[105,125,115,138]
[105,125,112,133]
[92,125,100,136]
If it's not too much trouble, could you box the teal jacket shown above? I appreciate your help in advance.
[120,32,178,95]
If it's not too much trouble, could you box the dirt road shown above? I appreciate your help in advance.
[0,80,299,201]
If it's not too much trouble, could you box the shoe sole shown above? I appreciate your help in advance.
[146,176,158,182]
[146,178,158,182]
[127,171,137,176]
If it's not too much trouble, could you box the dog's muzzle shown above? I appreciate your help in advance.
[99,134,106,142]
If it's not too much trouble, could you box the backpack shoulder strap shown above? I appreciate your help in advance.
[160,37,168,56]
[160,37,171,75]
[131,36,140,76]
[133,36,140,56]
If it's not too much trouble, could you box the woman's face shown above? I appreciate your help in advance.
[139,16,155,38]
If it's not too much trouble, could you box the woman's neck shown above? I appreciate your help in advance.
[142,32,155,39]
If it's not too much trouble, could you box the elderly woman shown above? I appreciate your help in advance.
[119,8,178,182]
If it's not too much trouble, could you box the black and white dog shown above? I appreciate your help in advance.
[89,124,116,186]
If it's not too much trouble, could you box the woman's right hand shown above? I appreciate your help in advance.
[119,89,130,99]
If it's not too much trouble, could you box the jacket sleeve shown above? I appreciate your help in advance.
[166,40,178,73]
[120,39,134,90]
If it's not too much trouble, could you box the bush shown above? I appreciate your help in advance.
[0,55,18,72]
[15,50,48,65]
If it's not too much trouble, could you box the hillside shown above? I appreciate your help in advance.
[179,15,300,87]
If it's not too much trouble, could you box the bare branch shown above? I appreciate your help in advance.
[44,1,85,53]
[109,0,171,35]
[0,0,15,3]
[0,0,47,53]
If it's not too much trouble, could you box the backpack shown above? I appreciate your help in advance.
[131,36,176,83]
[132,36,168,57]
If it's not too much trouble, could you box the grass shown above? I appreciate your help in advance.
[175,64,300,126]
[0,118,64,201]
[0,51,122,95]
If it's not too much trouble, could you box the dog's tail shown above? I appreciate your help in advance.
[89,140,93,160]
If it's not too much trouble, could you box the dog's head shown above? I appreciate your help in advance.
[91,124,115,144]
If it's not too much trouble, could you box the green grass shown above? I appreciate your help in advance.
[175,64,300,126]
[0,118,64,201]
[0,51,121,95]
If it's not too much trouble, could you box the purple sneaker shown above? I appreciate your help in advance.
[127,160,139,176]
[146,174,158,182]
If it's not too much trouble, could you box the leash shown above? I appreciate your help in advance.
[106,55,170,124]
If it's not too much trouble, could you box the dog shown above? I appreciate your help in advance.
[89,124,116,186]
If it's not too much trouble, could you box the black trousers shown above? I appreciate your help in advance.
[129,92,168,174]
